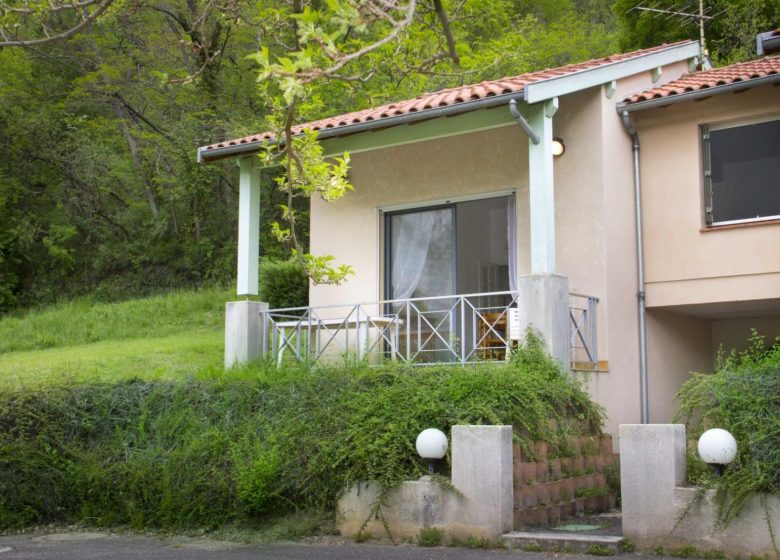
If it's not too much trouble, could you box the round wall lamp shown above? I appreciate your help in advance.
[416,428,448,474]
[697,428,737,476]
[552,137,566,157]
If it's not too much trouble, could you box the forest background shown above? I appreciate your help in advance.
[1,0,777,313]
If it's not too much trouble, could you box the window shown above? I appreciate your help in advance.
[703,118,780,226]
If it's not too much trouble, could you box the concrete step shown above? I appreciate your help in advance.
[502,531,625,554]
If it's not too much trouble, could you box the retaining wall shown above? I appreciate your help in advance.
[621,424,780,556]
[513,436,619,528]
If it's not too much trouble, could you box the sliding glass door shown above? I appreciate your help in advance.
[387,206,455,302]
[385,195,514,361]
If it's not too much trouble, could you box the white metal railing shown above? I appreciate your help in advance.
[569,292,599,368]
[262,291,598,368]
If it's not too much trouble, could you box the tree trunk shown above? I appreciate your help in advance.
[111,96,159,218]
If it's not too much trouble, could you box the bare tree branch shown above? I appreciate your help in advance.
[0,0,115,47]
[431,0,459,66]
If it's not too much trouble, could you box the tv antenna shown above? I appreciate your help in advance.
[629,0,726,63]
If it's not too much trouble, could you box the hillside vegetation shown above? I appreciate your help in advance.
[0,289,230,389]
[0,340,604,531]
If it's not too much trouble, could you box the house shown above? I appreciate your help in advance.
[198,40,780,435]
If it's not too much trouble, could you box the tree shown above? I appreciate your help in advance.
[615,0,780,64]
[0,0,622,309]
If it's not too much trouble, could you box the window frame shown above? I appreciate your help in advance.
[702,114,780,227]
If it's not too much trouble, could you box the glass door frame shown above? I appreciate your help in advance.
[383,203,458,301]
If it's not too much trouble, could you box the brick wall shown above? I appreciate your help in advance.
[513,435,619,528]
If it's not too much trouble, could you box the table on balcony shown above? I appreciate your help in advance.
[270,315,402,364]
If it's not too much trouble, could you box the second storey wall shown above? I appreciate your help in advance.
[632,85,780,309]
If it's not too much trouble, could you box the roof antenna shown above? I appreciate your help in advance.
[629,0,726,69]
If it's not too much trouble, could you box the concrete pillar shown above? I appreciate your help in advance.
[236,156,261,296]
[620,424,686,543]
[515,273,570,369]
[225,300,268,368]
[527,98,558,274]
[451,425,513,537]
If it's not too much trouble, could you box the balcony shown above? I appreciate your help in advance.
[261,291,598,369]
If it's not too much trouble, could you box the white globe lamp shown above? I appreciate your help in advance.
[416,428,448,474]
[697,428,737,476]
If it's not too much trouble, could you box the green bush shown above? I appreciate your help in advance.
[676,331,780,527]
[258,258,308,309]
[0,337,603,530]
[417,527,443,546]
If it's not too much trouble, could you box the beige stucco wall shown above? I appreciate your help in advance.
[645,309,712,423]
[310,122,528,309]
[627,84,780,426]
[632,85,780,309]
[711,316,780,359]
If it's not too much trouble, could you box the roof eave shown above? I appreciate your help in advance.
[197,90,530,164]
[523,41,700,103]
[617,73,780,113]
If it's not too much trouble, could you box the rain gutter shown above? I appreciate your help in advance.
[197,91,531,163]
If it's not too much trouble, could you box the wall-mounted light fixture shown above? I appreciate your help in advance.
[552,137,566,157]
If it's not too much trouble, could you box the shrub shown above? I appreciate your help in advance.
[0,337,603,530]
[258,258,308,309]
[417,527,443,546]
[676,331,780,527]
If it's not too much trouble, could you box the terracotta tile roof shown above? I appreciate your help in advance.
[622,54,780,104]
[201,41,693,157]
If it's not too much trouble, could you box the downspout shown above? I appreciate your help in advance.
[508,99,540,144]
[621,110,650,425]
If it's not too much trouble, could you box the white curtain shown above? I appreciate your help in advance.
[391,211,436,300]
[507,194,517,292]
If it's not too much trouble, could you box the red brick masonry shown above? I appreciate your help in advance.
[513,435,619,528]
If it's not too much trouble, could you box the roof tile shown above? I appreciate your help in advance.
[622,55,780,103]
[202,41,693,155]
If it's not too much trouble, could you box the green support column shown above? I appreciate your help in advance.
[236,156,261,295]
[527,97,558,274]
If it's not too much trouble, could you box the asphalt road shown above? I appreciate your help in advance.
[0,531,608,560]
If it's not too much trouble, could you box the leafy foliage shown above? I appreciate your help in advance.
[0,337,603,529]
[676,331,780,527]
[615,0,780,64]
[258,258,308,309]
[0,0,624,312]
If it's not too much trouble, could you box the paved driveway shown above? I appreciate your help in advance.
[0,531,603,560]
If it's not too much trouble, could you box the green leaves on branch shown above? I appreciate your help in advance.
[265,129,352,202]
[263,129,354,285]
[292,251,354,285]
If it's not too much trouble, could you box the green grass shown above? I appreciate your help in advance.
[0,288,231,388]
[0,288,231,353]
[0,332,223,390]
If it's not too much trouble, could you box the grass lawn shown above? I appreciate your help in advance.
[0,331,223,390]
[0,288,232,389]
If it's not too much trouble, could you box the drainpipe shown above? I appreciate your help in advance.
[621,110,650,425]
[508,99,540,145]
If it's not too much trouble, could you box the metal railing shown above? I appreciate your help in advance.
[569,292,599,368]
[262,290,598,368]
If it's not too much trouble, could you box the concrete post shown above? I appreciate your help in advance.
[515,274,570,369]
[451,425,513,537]
[225,300,268,368]
[620,424,686,543]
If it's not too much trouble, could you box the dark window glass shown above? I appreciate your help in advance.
[708,119,780,224]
